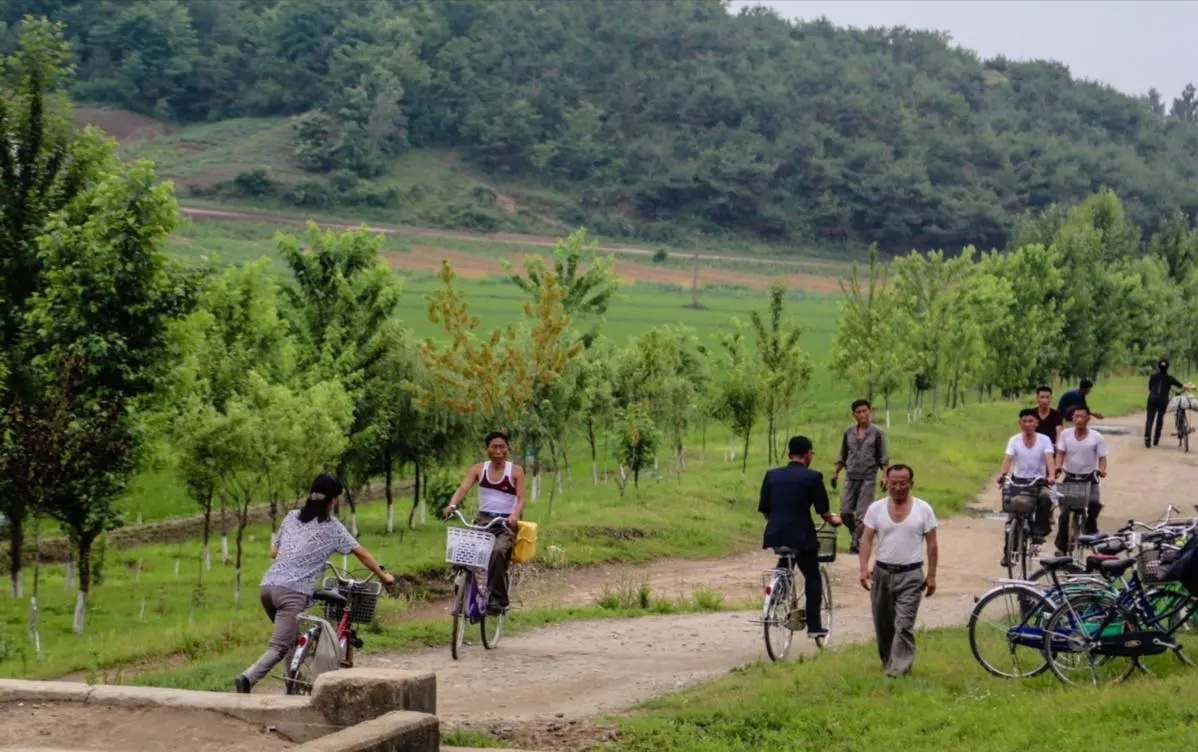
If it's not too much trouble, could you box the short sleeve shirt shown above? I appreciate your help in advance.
[862,497,938,566]
[1056,428,1109,476]
[1005,433,1054,479]
[1034,409,1063,442]
[260,510,359,595]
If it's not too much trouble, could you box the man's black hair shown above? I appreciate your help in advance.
[886,464,915,482]
[851,398,871,411]
[1036,385,1052,395]
[1079,378,1095,389]
[484,431,510,446]
[1019,407,1038,419]
[787,435,813,457]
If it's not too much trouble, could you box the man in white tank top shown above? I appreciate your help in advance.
[858,464,939,678]
[443,431,526,613]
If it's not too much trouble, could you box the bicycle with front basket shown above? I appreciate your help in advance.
[1057,471,1100,563]
[283,561,386,695]
[444,508,523,660]
[1001,476,1062,581]
[758,522,837,661]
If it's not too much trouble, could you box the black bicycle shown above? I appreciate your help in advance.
[1001,476,1061,580]
[1176,399,1192,453]
[1057,471,1100,563]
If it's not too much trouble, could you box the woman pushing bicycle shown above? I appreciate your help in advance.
[234,474,394,694]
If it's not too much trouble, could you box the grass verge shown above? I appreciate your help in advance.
[608,626,1198,751]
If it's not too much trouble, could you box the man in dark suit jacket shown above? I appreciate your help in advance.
[759,435,843,638]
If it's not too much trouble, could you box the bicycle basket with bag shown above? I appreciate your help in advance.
[1001,479,1040,515]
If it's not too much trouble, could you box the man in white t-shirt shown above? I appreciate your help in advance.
[1054,405,1108,553]
[996,408,1056,566]
[858,465,939,678]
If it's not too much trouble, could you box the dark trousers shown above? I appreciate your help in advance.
[475,512,515,612]
[777,547,823,632]
[1146,398,1169,446]
[1054,500,1103,553]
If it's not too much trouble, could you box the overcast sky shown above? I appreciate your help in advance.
[729,1,1198,99]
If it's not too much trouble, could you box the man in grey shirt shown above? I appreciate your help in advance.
[830,398,889,554]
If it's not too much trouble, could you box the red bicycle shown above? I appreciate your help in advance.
[283,562,386,695]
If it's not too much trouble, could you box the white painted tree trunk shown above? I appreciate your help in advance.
[234,568,242,607]
[592,460,599,485]
[64,549,75,591]
[221,535,230,565]
[11,570,22,599]
[203,543,211,572]
[139,597,146,620]
[386,503,395,534]
[532,474,541,502]
[420,499,427,525]
[28,596,40,655]
[136,512,143,525]
[351,511,359,537]
[73,590,86,634]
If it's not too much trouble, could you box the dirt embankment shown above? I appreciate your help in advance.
[3,480,412,565]
[358,413,1197,746]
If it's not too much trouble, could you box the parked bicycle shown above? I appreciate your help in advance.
[758,523,836,660]
[445,508,524,660]
[1001,476,1060,581]
[968,514,1198,681]
[283,561,386,695]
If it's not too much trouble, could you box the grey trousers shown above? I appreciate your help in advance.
[870,565,924,676]
[242,586,311,685]
[840,475,878,547]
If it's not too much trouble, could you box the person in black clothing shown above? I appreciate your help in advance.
[1058,379,1105,422]
[1146,358,1190,447]
[759,435,843,638]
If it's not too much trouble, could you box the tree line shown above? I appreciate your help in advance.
[6,1,1198,253]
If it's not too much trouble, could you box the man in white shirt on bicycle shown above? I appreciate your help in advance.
[996,408,1056,567]
[1054,405,1108,553]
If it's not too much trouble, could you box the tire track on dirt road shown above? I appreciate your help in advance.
[360,413,1198,725]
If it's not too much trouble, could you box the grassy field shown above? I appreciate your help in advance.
[0,377,1149,683]
[606,626,1198,751]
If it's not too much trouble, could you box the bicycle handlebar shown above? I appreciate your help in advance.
[448,507,512,532]
[323,560,384,587]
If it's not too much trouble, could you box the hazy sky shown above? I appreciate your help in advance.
[729,1,1198,99]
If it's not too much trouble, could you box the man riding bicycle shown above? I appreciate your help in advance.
[1146,358,1189,448]
[442,431,526,615]
[996,408,1056,567]
[759,436,842,640]
[1054,405,1108,553]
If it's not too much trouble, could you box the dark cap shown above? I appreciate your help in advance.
[310,474,343,500]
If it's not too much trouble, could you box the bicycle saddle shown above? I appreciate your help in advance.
[772,546,797,555]
[312,589,348,608]
[1077,533,1109,546]
[1085,554,1119,573]
[1098,558,1137,577]
[1039,556,1078,571]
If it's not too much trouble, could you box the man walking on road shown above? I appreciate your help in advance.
[759,436,843,640]
[1057,379,1105,422]
[1146,358,1189,448]
[830,399,889,555]
[858,465,938,678]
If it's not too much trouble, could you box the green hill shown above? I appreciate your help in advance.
[10,0,1198,254]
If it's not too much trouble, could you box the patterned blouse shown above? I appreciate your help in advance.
[260,510,359,595]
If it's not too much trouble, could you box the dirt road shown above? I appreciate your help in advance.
[361,412,1198,730]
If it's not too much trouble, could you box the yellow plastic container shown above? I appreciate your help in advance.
[512,520,538,564]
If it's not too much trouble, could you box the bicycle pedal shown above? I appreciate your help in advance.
[351,637,364,649]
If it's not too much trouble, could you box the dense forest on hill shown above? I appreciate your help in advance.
[5,0,1198,253]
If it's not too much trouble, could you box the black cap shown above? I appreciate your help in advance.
[1160,358,1170,370]
[310,474,343,500]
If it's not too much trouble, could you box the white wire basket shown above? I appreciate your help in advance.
[446,526,496,569]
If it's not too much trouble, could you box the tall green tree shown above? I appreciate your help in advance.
[751,282,813,464]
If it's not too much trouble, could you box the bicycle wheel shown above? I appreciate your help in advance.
[1139,586,1198,671]
[1042,594,1138,686]
[1005,520,1023,580]
[450,570,470,661]
[1068,510,1083,561]
[968,583,1054,678]
[763,572,796,661]
[816,567,832,648]
[284,628,320,695]
[481,569,511,650]
[1028,561,1085,585]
